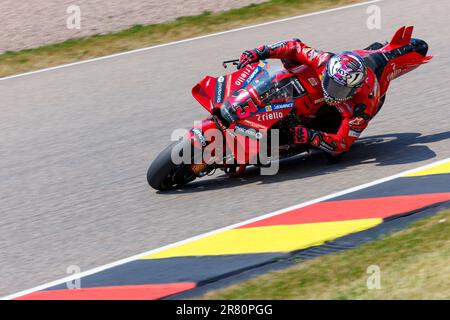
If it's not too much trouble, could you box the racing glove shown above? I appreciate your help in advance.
[237,46,269,69]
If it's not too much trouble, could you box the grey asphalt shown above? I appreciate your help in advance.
[1,0,449,296]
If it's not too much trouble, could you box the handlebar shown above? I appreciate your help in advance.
[222,59,240,69]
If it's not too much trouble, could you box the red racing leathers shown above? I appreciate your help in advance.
[244,39,382,154]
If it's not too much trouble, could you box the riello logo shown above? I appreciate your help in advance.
[235,66,253,86]
[256,111,283,122]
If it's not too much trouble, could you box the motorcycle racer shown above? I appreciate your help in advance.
[148,26,431,190]
[236,39,382,156]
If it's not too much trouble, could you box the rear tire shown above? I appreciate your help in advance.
[325,152,343,164]
[147,139,196,191]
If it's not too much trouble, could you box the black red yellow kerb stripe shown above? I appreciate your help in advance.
[17,160,450,300]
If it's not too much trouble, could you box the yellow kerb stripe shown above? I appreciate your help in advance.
[403,161,450,177]
[141,218,382,259]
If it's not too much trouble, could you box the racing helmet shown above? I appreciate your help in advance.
[322,51,367,105]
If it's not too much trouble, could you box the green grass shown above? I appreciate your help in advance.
[202,209,450,299]
[0,0,362,78]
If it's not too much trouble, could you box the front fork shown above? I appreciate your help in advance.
[185,116,249,177]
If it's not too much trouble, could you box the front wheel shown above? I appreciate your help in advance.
[147,139,197,191]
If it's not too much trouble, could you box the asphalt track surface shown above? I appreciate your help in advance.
[1,0,449,296]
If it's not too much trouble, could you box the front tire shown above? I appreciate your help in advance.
[147,139,196,191]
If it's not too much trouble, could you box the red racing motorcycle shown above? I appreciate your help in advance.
[147,26,431,190]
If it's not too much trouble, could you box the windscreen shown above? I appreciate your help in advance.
[244,62,295,105]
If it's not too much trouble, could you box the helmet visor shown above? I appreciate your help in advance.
[322,74,358,101]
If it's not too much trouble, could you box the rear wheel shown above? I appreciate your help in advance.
[324,152,343,164]
[147,139,197,191]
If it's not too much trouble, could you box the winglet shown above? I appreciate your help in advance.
[389,26,414,47]
[403,26,414,42]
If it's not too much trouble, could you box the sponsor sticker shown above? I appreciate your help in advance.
[258,102,293,113]
[308,77,318,86]
[268,41,286,50]
[241,119,266,130]
[256,111,283,122]
[387,68,402,81]
[235,65,253,86]
[192,127,207,147]
[214,76,226,104]
[349,116,366,127]
[293,78,307,96]
[317,52,330,66]
[234,124,263,140]
[221,103,235,123]
[225,74,232,98]
[320,141,335,152]
[243,66,261,86]
[302,47,318,59]
[271,102,294,110]
[314,97,325,104]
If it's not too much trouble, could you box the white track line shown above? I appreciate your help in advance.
[0,0,382,82]
[3,157,449,300]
